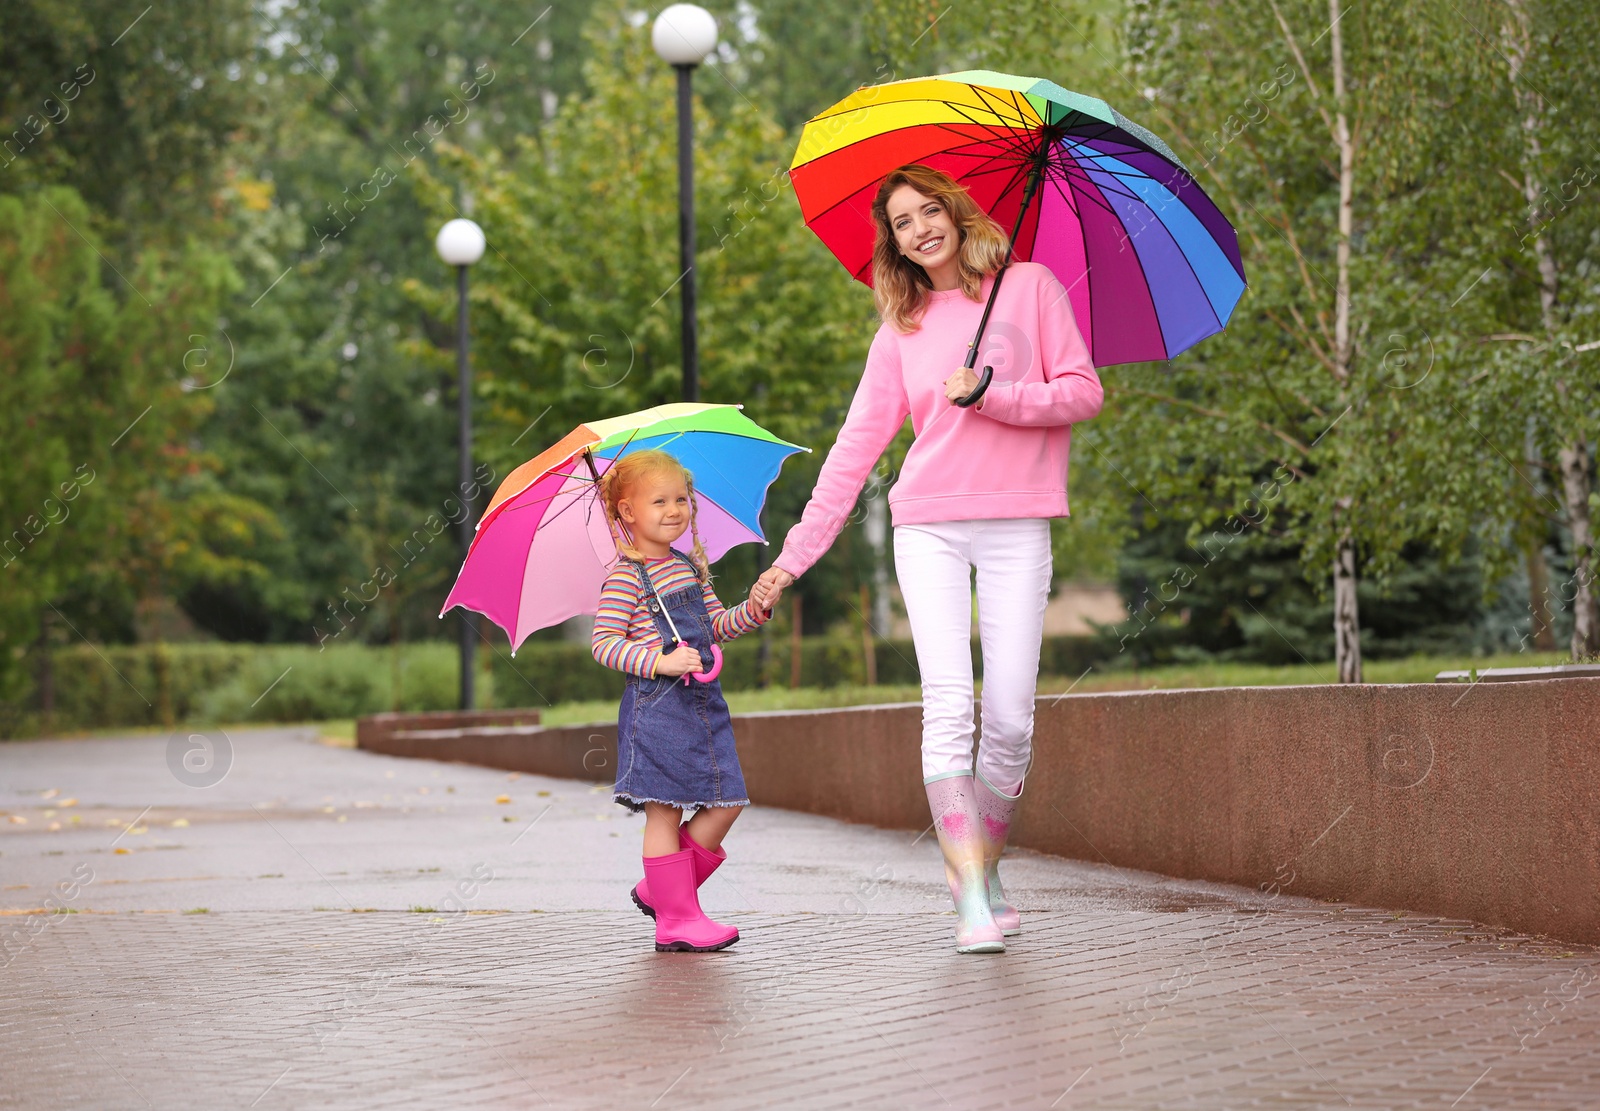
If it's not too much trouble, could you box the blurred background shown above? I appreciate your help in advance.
[1,0,1595,735]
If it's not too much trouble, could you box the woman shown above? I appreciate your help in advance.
[752,164,1103,954]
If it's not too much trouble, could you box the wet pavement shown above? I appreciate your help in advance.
[3,728,1598,1109]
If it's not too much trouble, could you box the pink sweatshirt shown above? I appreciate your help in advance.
[774,262,1104,578]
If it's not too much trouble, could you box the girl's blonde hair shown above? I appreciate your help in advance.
[595,449,711,582]
[871,164,1010,334]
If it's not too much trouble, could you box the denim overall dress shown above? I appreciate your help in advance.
[613,553,750,814]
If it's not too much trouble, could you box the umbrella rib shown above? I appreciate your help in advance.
[797,125,1040,231]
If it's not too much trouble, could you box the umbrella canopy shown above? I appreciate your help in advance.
[790,70,1247,366]
[441,403,807,652]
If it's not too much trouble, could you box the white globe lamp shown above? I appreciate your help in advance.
[435,218,485,267]
[651,4,718,66]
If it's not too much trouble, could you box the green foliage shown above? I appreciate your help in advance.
[0,642,254,737]
[0,631,1108,735]
[1101,514,1506,666]
[200,642,467,723]
[0,185,249,683]
[409,2,887,635]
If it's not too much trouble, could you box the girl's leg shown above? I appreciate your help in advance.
[632,804,733,920]
[642,802,685,857]
[641,804,739,952]
[684,802,743,852]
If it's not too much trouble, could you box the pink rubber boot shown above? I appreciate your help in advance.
[925,775,1005,954]
[643,849,739,952]
[631,825,726,919]
[974,771,1022,936]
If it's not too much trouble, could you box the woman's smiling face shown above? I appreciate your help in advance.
[887,184,960,274]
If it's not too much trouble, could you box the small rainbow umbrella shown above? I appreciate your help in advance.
[440,403,807,653]
[791,70,1246,380]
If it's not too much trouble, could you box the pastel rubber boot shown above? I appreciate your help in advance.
[632,825,726,919]
[642,849,739,952]
[974,770,1022,935]
[924,775,1005,954]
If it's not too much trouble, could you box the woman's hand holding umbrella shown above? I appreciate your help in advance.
[944,367,985,408]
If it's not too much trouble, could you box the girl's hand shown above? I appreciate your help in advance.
[753,566,795,610]
[655,643,704,677]
[750,580,783,613]
[944,367,982,406]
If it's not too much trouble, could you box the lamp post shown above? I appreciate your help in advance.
[652,3,718,403]
[435,216,486,710]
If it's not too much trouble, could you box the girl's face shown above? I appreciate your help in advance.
[617,471,690,549]
[887,184,960,274]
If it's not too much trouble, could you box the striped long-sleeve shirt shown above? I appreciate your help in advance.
[591,555,772,678]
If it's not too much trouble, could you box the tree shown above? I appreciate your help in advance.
[0,187,244,704]
[1057,0,1503,682]
[1465,0,1600,659]
[404,2,881,641]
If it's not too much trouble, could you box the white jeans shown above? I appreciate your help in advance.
[893,518,1052,787]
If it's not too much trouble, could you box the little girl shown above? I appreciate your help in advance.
[590,449,778,952]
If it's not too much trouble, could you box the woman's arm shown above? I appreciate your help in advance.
[591,569,661,678]
[976,272,1104,428]
[772,328,910,579]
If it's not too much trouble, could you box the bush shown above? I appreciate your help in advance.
[489,632,1106,708]
[0,633,1108,736]
[200,642,468,723]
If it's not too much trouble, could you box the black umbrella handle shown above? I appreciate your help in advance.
[954,366,992,408]
[955,144,1052,411]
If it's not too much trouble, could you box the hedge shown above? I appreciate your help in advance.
[1,633,1107,737]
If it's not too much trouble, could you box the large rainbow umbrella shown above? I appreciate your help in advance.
[791,70,1247,372]
[441,403,807,653]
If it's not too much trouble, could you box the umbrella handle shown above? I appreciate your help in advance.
[954,365,993,409]
[683,642,724,685]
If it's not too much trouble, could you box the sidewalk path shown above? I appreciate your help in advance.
[3,728,1598,1109]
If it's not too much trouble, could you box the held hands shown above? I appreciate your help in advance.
[944,367,983,407]
[751,566,796,612]
[655,642,704,677]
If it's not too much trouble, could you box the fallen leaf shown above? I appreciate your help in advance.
[8,816,26,825]
[114,847,131,855]
[170,818,189,828]
[60,798,78,807]
[494,795,511,804]
[40,789,59,800]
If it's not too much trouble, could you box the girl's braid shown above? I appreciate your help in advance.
[685,472,712,584]
[596,464,642,563]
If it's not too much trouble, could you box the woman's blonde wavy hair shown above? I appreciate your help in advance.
[595,449,711,582]
[871,164,1010,334]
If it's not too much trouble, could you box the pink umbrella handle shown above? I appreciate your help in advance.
[683,643,724,685]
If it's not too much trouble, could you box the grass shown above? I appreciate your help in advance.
[1033,649,1572,696]
[531,650,1573,726]
[66,650,1571,735]
[536,683,927,727]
